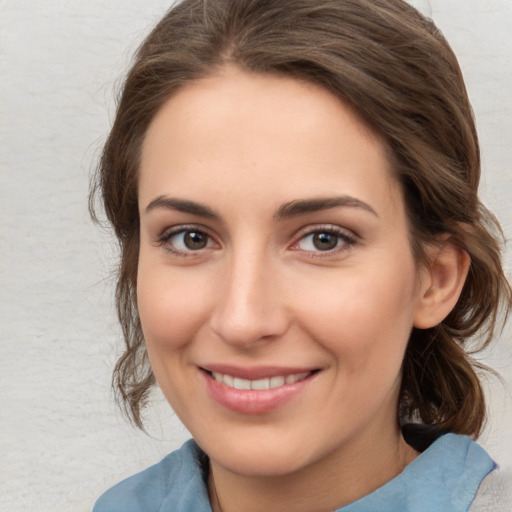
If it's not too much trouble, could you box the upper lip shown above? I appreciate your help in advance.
[199,364,319,380]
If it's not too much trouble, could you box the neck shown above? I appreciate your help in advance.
[208,422,418,512]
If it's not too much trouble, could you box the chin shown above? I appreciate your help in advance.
[215,448,310,478]
[195,426,330,478]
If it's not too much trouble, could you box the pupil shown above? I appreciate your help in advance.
[313,232,338,251]
[184,231,207,250]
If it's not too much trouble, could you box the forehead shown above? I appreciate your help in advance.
[139,66,401,218]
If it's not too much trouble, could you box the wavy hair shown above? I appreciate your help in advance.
[91,0,511,433]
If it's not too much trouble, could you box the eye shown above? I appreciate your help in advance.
[159,226,217,255]
[293,227,356,253]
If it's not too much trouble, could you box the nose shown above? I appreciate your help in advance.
[209,249,289,349]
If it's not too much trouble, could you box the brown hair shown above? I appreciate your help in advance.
[91,0,511,434]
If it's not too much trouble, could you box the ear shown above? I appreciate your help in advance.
[413,238,470,329]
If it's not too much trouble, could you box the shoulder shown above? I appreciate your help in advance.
[341,433,496,512]
[92,439,212,512]
[407,433,496,511]
[469,466,512,512]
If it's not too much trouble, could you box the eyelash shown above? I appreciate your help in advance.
[290,225,357,256]
[157,224,357,257]
[157,225,217,257]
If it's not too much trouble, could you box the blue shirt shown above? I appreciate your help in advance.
[93,433,495,512]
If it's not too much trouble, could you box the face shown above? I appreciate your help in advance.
[137,67,428,478]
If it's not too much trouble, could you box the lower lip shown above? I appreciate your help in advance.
[202,371,315,414]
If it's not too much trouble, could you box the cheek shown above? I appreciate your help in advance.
[136,264,212,351]
[295,260,418,372]
[136,264,214,416]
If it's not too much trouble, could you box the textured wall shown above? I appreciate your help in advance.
[0,1,510,510]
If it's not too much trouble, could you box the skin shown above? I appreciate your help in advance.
[136,66,468,512]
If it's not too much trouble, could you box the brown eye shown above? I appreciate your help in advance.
[161,228,216,254]
[183,231,208,250]
[312,232,339,251]
[294,227,357,254]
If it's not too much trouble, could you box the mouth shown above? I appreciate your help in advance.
[199,366,320,414]
[208,370,313,390]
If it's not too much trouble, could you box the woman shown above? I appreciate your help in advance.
[91,0,511,510]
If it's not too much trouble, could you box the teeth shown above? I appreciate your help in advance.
[211,371,311,390]
[270,376,285,388]
[233,377,251,390]
[251,378,270,390]
[286,372,309,384]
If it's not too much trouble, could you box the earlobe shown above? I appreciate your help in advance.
[413,239,470,329]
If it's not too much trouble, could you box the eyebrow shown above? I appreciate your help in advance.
[275,196,379,219]
[144,194,378,220]
[144,196,219,219]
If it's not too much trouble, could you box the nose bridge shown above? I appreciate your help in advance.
[210,241,287,347]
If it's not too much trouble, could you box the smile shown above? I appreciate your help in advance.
[201,367,319,414]
[211,371,312,390]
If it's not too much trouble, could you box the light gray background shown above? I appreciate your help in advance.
[0,1,511,511]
